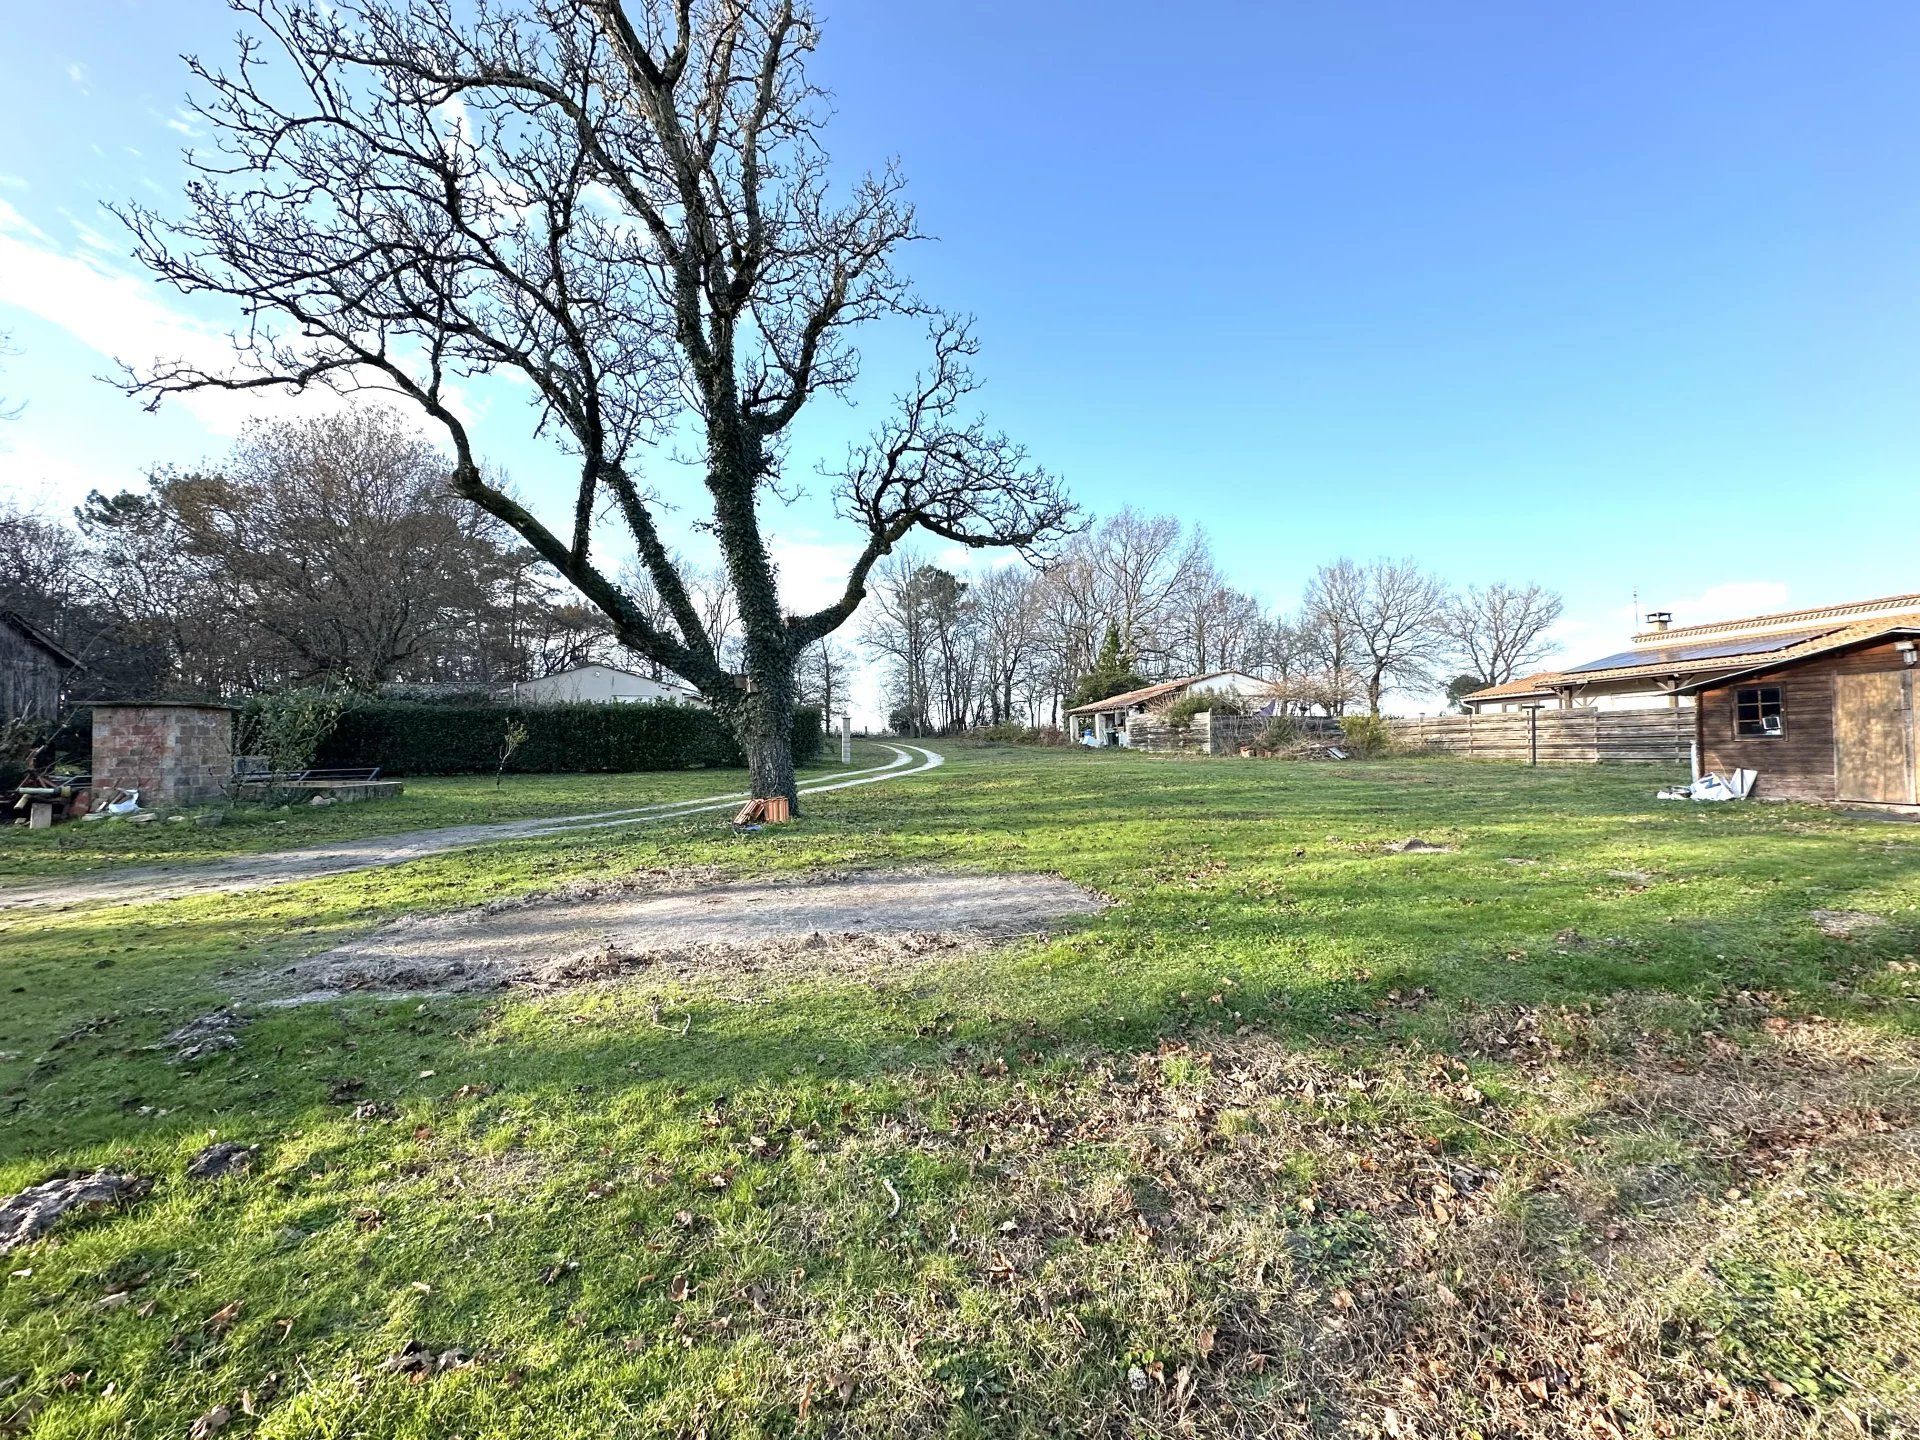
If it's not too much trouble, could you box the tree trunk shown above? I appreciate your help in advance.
[744,716,797,810]
[729,668,800,812]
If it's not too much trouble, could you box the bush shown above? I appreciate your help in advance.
[238,688,344,777]
[1338,713,1394,758]
[1160,692,1247,731]
[282,700,822,776]
[970,723,1066,746]
[1259,714,1300,750]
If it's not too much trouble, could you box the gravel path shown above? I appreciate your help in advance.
[0,745,943,914]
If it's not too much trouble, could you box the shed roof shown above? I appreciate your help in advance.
[1469,605,1920,700]
[1464,671,1560,703]
[1064,670,1262,717]
[0,610,84,671]
[1674,620,1920,694]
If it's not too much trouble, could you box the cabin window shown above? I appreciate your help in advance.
[1733,685,1784,738]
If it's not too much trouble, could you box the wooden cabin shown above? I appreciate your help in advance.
[1683,623,1920,809]
[0,610,83,725]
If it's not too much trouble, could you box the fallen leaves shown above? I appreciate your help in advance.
[379,1341,473,1382]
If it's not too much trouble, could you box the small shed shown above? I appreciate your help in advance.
[1683,621,1920,808]
[0,610,84,725]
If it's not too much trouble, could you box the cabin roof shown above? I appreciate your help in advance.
[1064,670,1261,716]
[0,610,84,671]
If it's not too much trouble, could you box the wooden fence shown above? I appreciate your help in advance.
[1127,707,1692,766]
[1390,707,1692,765]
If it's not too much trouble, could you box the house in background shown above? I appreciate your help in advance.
[1065,670,1269,746]
[507,663,699,705]
[1467,592,1920,715]
[0,610,84,725]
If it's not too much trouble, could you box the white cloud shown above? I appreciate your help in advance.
[1529,578,1800,686]
[768,534,865,615]
[0,436,117,513]
[1653,580,1793,629]
[66,63,90,93]
[0,204,362,439]
[0,174,26,192]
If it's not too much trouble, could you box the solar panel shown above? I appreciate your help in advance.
[1562,627,1833,674]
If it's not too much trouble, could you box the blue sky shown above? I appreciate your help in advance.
[3,1,1918,709]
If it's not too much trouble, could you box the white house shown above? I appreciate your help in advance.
[508,663,699,705]
[1064,670,1270,746]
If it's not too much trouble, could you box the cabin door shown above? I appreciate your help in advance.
[1833,671,1916,805]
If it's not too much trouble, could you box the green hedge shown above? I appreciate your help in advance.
[297,701,822,777]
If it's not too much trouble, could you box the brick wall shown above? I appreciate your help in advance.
[92,703,235,807]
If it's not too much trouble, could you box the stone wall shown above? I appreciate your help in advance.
[1126,713,1211,753]
[92,702,235,807]
[1132,711,1341,756]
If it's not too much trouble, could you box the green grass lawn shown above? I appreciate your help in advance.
[2,746,1917,1438]
[0,740,898,878]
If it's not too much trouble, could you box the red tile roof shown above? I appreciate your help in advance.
[1064,671,1260,716]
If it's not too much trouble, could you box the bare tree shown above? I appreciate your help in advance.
[119,0,1072,805]
[1444,582,1564,686]
[0,332,22,424]
[972,565,1043,724]
[860,548,937,734]
[794,637,856,719]
[1311,557,1450,714]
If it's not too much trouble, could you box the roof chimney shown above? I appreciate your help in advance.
[1646,611,1672,633]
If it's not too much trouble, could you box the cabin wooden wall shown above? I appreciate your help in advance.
[0,624,62,724]
[1696,640,1917,804]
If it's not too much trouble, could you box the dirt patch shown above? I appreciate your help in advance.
[186,1142,258,1181]
[1811,908,1887,939]
[0,1170,151,1254]
[1384,836,1454,854]
[265,870,1109,1001]
[157,1009,247,1063]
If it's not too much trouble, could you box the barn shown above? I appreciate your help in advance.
[0,610,83,725]
[1683,620,1920,809]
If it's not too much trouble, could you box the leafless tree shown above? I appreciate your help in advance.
[118,0,1072,804]
[0,332,22,424]
[860,548,937,733]
[1309,557,1451,714]
[1443,582,1564,686]
[971,565,1044,723]
[1167,542,1266,675]
[794,637,856,718]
